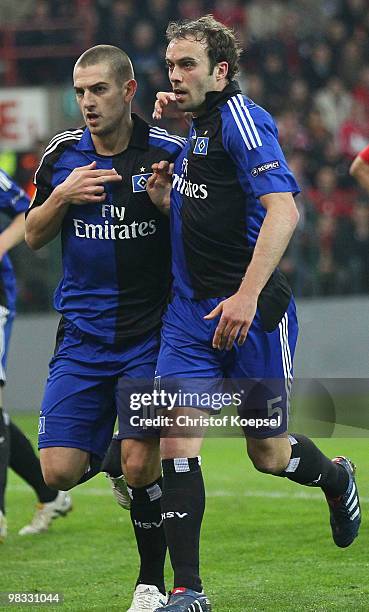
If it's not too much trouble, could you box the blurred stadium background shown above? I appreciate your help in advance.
[1,1,369,610]
[0,0,368,408]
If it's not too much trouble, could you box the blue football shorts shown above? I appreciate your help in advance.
[155,294,298,438]
[38,318,160,459]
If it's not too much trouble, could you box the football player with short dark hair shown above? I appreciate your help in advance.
[25,45,185,611]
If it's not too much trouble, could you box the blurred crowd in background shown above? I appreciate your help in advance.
[0,0,369,311]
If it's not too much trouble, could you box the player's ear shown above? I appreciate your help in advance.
[216,61,229,81]
[123,79,137,102]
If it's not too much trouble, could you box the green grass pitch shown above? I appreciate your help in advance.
[2,413,369,611]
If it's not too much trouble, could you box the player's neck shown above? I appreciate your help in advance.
[192,79,229,118]
[92,115,133,156]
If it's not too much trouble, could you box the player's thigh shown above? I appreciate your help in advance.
[229,299,298,439]
[39,369,117,461]
[39,319,118,459]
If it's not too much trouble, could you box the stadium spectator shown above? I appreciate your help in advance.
[307,166,355,218]
[314,77,353,140]
[314,212,339,295]
[130,22,160,76]
[337,39,364,89]
[0,0,36,24]
[246,0,288,41]
[275,109,309,156]
[241,73,266,107]
[213,0,246,41]
[305,108,338,181]
[339,100,369,160]
[151,15,361,612]
[352,66,369,108]
[25,44,185,611]
[346,203,369,292]
[260,51,289,114]
[96,0,135,49]
[145,0,177,39]
[177,0,205,20]
[338,0,367,36]
[0,169,72,542]
[324,18,348,63]
[288,79,312,122]
[303,42,335,91]
[334,202,369,294]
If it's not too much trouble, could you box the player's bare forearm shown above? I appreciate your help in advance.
[0,213,26,258]
[349,156,369,194]
[25,187,70,250]
[238,192,299,299]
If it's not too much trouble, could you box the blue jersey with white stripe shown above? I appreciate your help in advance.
[28,114,185,343]
[0,169,30,311]
[169,81,299,301]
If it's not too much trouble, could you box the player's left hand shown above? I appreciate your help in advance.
[146,161,174,214]
[204,291,258,351]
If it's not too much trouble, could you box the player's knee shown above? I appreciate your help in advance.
[41,464,78,491]
[122,439,161,487]
[122,453,158,487]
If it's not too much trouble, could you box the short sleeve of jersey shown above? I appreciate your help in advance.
[0,169,30,216]
[359,144,369,164]
[221,96,300,198]
[148,126,187,161]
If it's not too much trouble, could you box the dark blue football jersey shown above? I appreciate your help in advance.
[169,82,300,301]
[0,169,30,311]
[28,114,186,343]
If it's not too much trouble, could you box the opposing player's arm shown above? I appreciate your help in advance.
[26,161,122,250]
[349,149,369,193]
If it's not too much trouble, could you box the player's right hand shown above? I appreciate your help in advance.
[152,92,177,120]
[146,161,173,214]
[55,161,122,205]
